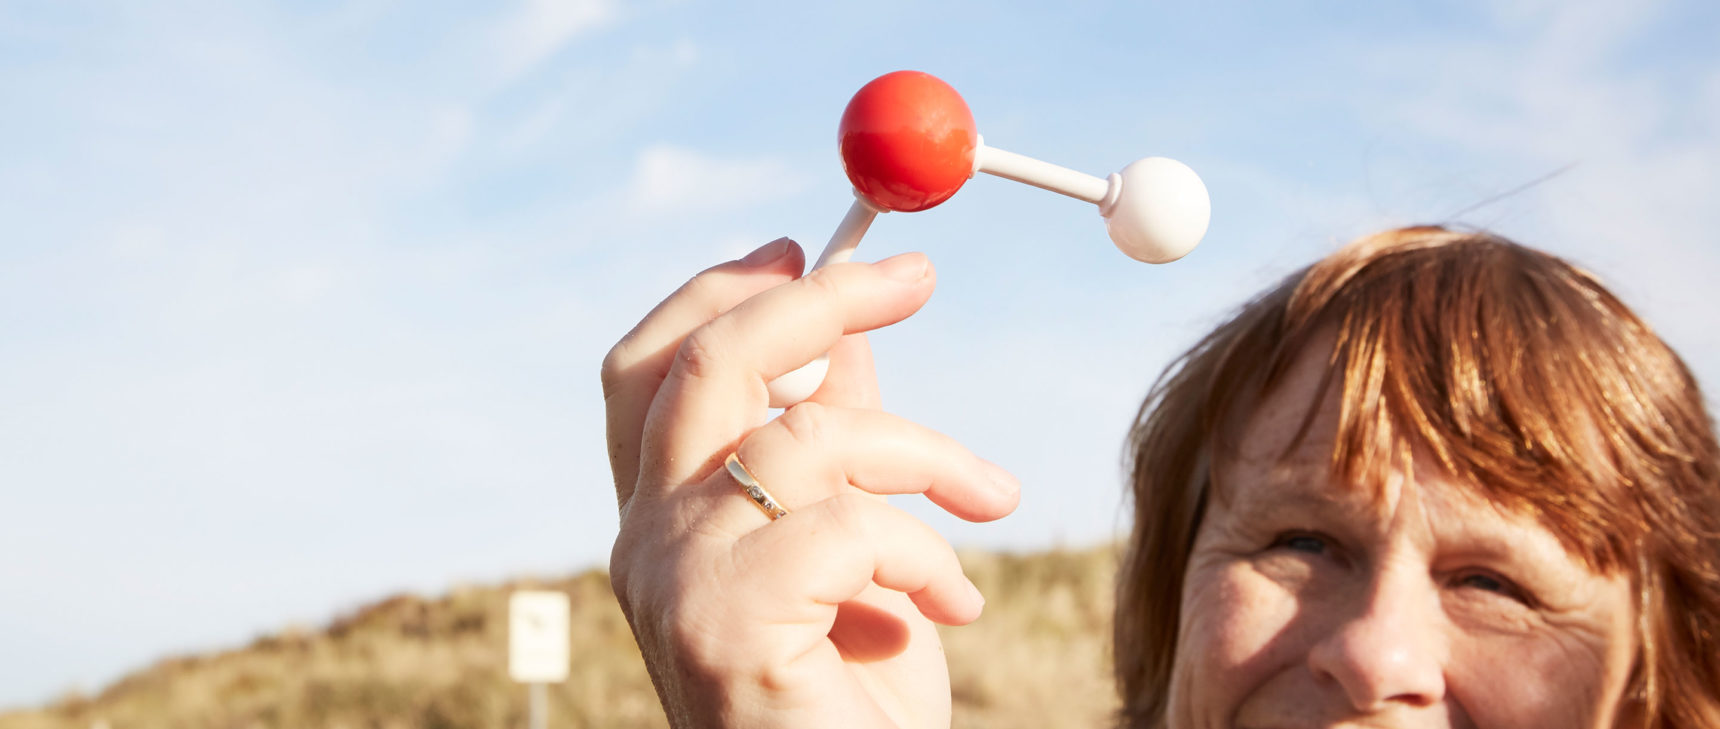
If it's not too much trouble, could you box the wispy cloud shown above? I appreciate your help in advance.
[619,144,807,216]
[1348,0,1720,393]
[0,2,636,705]
[491,0,617,81]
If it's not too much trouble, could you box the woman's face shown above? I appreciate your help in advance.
[1166,343,1640,728]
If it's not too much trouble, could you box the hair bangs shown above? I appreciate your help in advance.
[1275,228,1664,573]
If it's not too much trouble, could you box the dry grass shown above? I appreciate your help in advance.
[0,545,1118,729]
[944,546,1120,729]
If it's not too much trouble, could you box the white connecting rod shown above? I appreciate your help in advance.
[766,140,1209,406]
[973,140,1110,204]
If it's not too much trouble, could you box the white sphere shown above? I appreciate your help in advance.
[766,355,828,407]
[1102,157,1210,263]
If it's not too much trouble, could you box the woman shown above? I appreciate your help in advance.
[603,227,1720,727]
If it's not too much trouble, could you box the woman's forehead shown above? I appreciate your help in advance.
[1230,333,1341,464]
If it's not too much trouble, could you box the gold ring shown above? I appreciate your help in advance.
[725,452,789,520]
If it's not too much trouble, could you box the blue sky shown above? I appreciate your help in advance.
[2,0,1717,709]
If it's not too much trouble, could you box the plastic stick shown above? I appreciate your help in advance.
[765,196,881,406]
[975,143,1110,204]
[812,197,881,269]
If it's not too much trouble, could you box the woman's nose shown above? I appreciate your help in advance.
[1305,566,1447,711]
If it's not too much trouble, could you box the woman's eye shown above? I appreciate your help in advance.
[1458,573,1503,592]
[1273,533,1329,554]
[1454,571,1533,605]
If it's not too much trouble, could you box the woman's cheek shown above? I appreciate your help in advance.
[1444,620,1632,728]
[1170,559,1310,724]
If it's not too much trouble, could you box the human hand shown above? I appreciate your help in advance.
[603,238,1020,728]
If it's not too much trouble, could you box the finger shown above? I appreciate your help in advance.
[734,493,984,627]
[807,333,881,410]
[603,238,805,509]
[735,402,1020,522]
[641,253,935,490]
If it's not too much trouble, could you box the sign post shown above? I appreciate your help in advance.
[509,590,571,729]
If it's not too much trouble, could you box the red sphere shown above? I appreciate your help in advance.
[838,71,978,213]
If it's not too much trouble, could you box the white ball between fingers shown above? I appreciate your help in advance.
[767,356,829,408]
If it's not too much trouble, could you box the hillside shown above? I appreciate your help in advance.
[0,546,1119,729]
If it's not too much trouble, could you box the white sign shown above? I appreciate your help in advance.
[509,590,570,683]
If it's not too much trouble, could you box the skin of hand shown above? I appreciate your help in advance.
[603,238,1022,728]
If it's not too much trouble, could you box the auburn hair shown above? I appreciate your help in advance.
[1114,226,1720,727]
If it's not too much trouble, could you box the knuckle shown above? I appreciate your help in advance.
[774,401,831,450]
[599,339,635,400]
[608,513,670,610]
[798,265,846,302]
[822,492,877,538]
[756,658,805,695]
[607,536,644,607]
[675,317,738,381]
[603,268,727,397]
[607,564,633,611]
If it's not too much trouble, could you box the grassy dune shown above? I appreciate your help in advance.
[0,545,1118,729]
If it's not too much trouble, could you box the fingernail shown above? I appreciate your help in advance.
[965,577,986,612]
[875,253,929,282]
[742,237,793,266]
